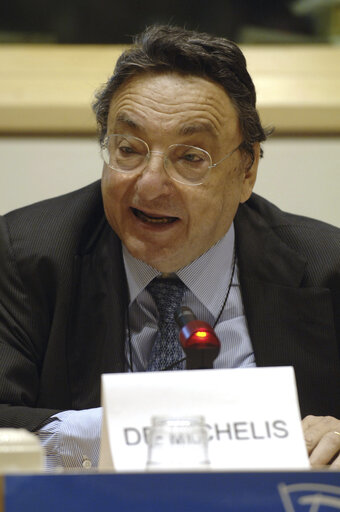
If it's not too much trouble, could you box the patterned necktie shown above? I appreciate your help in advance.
[147,277,186,371]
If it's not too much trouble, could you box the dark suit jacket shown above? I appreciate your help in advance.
[0,180,339,431]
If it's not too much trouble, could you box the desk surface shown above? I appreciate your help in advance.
[2,471,340,512]
[1,45,340,134]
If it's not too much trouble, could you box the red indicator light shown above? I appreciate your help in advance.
[196,331,208,338]
[179,319,221,351]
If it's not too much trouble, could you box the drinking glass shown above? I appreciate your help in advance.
[146,415,210,471]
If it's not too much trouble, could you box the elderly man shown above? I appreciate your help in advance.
[0,25,339,470]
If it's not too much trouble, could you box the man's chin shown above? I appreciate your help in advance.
[126,244,183,273]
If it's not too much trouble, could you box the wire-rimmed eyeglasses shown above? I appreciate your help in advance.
[100,134,242,186]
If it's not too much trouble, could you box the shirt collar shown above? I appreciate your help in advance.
[123,223,235,318]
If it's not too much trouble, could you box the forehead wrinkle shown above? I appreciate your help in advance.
[115,83,229,115]
[114,102,227,135]
[109,89,237,139]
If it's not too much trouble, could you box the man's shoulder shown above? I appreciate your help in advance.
[2,180,105,256]
[5,180,102,224]
[243,193,339,237]
[238,193,340,274]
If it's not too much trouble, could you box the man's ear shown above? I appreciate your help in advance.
[240,142,260,203]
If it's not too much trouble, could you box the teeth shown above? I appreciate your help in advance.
[133,208,177,224]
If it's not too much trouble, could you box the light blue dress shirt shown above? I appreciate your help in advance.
[38,223,255,470]
[124,223,255,371]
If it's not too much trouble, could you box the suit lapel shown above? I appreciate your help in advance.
[235,202,340,417]
[67,219,128,409]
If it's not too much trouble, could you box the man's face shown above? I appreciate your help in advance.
[102,72,258,273]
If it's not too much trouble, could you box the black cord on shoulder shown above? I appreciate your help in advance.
[213,246,236,328]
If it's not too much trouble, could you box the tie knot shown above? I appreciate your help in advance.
[147,277,186,323]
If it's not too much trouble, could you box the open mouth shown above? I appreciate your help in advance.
[131,208,179,225]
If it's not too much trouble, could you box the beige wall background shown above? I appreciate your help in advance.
[0,135,339,226]
[0,45,339,226]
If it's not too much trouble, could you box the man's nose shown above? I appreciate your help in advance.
[135,152,171,198]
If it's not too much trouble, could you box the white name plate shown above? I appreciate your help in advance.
[99,367,309,471]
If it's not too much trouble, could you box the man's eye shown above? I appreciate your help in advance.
[118,145,136,154]
[183,153,202,162]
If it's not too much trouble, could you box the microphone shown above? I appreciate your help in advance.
[175,306,221,370]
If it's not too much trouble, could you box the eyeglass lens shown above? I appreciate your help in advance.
[102,134,211,185]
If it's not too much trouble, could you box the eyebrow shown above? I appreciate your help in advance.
[114,112,140,129]
[178,122,217,137]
